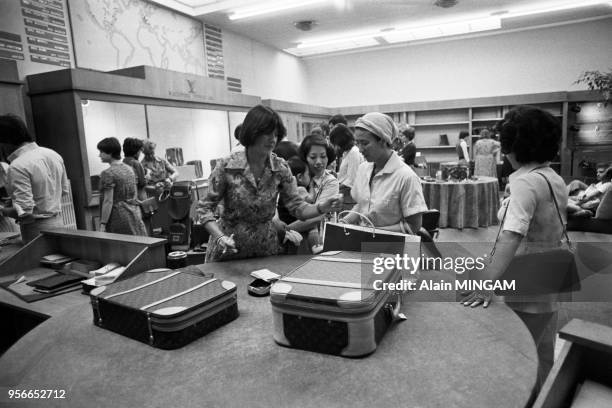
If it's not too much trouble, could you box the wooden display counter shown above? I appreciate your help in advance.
[0,229,166,316]
[534,319,612,407]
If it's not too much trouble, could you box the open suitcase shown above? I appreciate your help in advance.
[90,266,238,349]
[270,251,406,357]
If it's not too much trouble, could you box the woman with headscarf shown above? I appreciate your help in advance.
[342,112,428,234]
[473,129,501,177]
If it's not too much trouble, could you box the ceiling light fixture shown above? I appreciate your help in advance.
[289,16,500,55]
[285,0,612,56]
[229,0,327,20]
[502,0,612,19]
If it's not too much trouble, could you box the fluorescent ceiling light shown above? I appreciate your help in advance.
[229,0,327,20]
[503,0,612,18]
[284,0,611,56]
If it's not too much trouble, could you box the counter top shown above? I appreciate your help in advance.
[0,255,537,408]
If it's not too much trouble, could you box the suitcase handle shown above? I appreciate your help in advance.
[337,210,376,237]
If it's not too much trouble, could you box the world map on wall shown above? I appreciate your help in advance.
[68,0,206,74]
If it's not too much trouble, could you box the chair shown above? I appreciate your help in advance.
[567,189,612,234]
[417,209,442,258]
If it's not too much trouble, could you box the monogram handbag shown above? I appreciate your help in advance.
[323,211,420,255]
[493,172,580,296]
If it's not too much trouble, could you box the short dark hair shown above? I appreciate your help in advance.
[401,126,415,141]
[329,123,354,151]
[234,124,242,142]
[329,114,347,127]
[123,137,143,158]
[273,140,299,160]
[602,167,612,183]
[0,114,33,146]
[496,105,560,164]
[458,130,469,140]
[299,134,336,164]
[287,156,307,177]
[239,105,286,147]
[97,137,122,160]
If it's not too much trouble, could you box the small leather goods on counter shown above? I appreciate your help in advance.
[270,251,406,357]
[89,265,238,349]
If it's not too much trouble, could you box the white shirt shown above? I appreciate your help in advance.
[351,152,428,228]
[337,145,364,188]
[7,142,69,218]
[498,162,568,313]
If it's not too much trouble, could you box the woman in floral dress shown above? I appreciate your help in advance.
[196,105,342,262]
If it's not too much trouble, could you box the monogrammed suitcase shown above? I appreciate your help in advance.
[270,251,406,357]
[90,265,238,349]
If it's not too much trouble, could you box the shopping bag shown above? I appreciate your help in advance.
[323,211,420,255]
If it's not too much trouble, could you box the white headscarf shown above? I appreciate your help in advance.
[354,112,398,146]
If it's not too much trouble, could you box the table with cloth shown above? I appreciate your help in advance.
[421,176,500,229]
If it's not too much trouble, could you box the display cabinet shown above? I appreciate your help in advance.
[26,66,260,229]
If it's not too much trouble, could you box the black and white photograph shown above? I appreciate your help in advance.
[1,0,612,407]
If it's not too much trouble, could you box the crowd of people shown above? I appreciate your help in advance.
[0,103,606,398]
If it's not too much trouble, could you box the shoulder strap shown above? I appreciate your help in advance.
[533,171,572,246]
[491,168,571,256]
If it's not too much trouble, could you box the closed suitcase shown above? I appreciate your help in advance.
[270,251,406,357]
[90,266,238,349]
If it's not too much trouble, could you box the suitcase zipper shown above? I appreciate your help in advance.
[149,295,237,332]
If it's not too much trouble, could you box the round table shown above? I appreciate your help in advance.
[421,176,500,229]
[0,256,536,408]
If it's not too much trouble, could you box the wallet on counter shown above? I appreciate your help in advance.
[40,253,77,267]
[26,272,83,293]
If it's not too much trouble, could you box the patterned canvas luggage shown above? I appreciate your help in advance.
[270,251,407,357]
[90,266,238,349]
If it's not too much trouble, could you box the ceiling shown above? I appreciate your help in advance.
[150,0,612,56]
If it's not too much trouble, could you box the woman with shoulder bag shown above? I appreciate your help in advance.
[460,105,569,398]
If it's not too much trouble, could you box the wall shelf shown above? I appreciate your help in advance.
[412,121,470,126]
[418,145,456,149]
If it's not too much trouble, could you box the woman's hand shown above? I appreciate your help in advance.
[217,234,238,255]
[320,194,343,213]
[99,224,106,233]
[459,290,493,308]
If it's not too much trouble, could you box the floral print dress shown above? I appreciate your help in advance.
[100,162,147,236]
[197,151,308,262]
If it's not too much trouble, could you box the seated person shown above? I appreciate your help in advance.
[342,112,428,234]
[567,164,612,217]
[141,140,178,193]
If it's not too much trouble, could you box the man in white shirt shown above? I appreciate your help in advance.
[0,114,69,243]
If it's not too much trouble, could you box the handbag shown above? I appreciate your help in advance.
[139,197,158,218]
[323,210,420,255]
[493,171,580,296]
